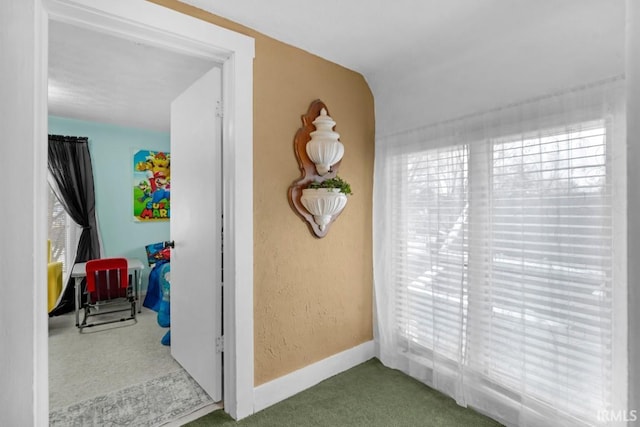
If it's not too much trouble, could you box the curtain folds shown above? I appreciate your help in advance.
[373,77,626,426]
[48,134,101,316]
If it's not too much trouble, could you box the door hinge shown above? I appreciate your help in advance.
[215,335,224,353]
[215,100,223,118]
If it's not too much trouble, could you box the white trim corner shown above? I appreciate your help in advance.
[253,341,375,413]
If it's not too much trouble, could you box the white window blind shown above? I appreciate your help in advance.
[48,185,68,273]
[374,78,626,427]
[392,146,468,365]
[47,183,80,276]
[466,122,613,420]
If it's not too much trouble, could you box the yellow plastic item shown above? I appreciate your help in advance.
[47,240,63,313]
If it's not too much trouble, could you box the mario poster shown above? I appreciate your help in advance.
[133,150,170,221]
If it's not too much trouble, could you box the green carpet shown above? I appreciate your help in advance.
[186,358,502,427]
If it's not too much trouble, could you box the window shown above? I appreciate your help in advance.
[393,145,468,363]
[386,119,619,425]
[470,123,611,414]
[47,185,78,276]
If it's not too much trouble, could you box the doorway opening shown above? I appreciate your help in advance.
[47,18,224,423]
[38,0,255,422]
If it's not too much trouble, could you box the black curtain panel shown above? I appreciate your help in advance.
[48,134,101,316]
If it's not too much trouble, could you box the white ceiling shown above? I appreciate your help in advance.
[46,0,520,132]
[49,0,620,132]
[48,20,218,132]
[180,0,574,75]
[183,0,479,76]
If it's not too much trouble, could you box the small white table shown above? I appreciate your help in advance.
[71,258,144,327]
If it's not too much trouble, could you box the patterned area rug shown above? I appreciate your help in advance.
[50,369,213,426]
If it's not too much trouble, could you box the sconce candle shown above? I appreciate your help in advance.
[306,108,344,175]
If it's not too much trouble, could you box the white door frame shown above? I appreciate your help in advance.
[39,0,255,420]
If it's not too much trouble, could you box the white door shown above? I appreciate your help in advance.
[170,66,223,401]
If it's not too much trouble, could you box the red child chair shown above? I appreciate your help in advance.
[79,258,136,330]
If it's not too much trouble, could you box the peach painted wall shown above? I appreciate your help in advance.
[149,0,375,386]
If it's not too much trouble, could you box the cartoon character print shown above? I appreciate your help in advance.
[135,151,171,192]
[151,175,170,204]
[137,180,152,202]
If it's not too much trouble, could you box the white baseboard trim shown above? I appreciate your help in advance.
[253,340,375,413]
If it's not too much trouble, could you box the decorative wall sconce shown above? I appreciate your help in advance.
[300,187,347,232]
[289,100,351,238]
[306,108,344,176]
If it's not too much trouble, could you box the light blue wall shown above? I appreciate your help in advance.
[49,116,170,290]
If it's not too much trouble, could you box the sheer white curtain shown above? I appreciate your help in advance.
[47,175,81,276]
[373,77,626,426]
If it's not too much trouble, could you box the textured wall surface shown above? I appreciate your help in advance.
[148,0,375,385]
